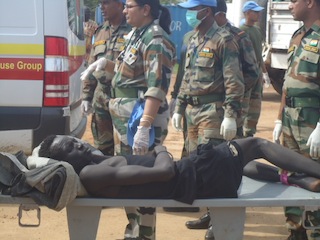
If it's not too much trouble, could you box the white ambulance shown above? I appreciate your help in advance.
[0,0,87,154]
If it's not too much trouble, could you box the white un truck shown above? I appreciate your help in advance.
[227,0,302,94]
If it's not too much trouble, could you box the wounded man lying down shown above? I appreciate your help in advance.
[38,135,320,204]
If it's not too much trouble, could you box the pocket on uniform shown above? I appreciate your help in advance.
[195,56,215,82]
[298,51,319,79]
[94,45,107,57]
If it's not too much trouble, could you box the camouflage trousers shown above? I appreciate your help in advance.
[282,105,320,238]
[185,101,226,153]
[242,76,262,137]
[109,97,169,240]
[91,108,114,156]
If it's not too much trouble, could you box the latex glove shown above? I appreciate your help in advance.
[307,122,320,159]
[80,60,99,81]
[273,120,282,144]
[220,117,237,141]
[81,100,93,115]
[133,126,150,155]
[172,113,182,131]
[95,57,107,71]
[169,98,177,118]
[262,72,271,88]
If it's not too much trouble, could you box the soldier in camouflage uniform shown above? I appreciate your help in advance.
[183,0,260,235]
[240,1,271,137]
[272,0,320,239]
[173,0,244,153]
[81,0,131,156]
[96,1,175,239]
[214,0,259,140]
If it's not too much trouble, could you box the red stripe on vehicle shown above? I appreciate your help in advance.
[0,58,44,80]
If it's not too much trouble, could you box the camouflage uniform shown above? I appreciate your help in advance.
[171,30,194,158]
[223,22,259,137]
[109,20,176,240]
[175,22,244,153]
[280,20,320,239]
[82,20,131,156]
[240,24,264,137]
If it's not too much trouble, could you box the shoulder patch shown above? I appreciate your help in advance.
[217,28,233,41]
[149,25,162,37]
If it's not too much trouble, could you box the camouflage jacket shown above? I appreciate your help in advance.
[176,22,244,119]
[225,22,259,92]
[112,20,176,103]
[82,19,132,102]
[283,19,320,98]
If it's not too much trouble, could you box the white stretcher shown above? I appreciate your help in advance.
[1,176,320,240]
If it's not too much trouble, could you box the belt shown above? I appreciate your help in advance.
[185,94,224,106]
[285,96,320,108]
[110,87,147,98]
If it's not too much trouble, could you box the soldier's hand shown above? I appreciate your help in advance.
[273,119,282,144]
[133,126,150,155]
[307,122,320,159]
[169,98,177,118]
[80,60,99,81]
[96,57,107,71]
[220,117,236,141]
[81,100,93,115]
[172,113,182,131]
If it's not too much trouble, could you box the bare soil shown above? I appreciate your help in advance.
[1,87,297,240]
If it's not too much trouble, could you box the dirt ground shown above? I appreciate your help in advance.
[1,86,300,239]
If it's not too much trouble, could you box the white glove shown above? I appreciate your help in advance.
[262,72,271,88]
[133,126,150,155]
[80,61,99,81]
[80,57,107,81]
[81,100,92,115]
[220,117,237,141]
[96,57,107,71]
[169,98,177,118]
[273,119,282,144]
[307,122,320,159]
[172,113,182,131]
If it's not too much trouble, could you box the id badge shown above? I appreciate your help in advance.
[124,47,138,65]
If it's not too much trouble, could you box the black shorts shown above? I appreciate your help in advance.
[193,141,243,199]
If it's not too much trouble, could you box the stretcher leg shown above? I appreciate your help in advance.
[66,205,102,240]
[209,207,246,240]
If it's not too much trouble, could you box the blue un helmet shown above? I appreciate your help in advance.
[178,0,217,8]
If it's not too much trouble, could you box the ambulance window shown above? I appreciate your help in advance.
[68,0,85,40]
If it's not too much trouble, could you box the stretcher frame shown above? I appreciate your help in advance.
[1,176,320,240]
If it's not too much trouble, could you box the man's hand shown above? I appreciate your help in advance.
[80,61,99,81]
[81,100,93,115]
[262,72,271,88]
[307,122,320,159]
[169,98,177,118]
[80,57,108,81]
[220,117,236,140]
[273,120,282,144]
[172,113,182,131]
[133,126,150,155]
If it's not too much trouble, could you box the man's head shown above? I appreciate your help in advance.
[100,0,125,22]
[178,0,217,29]
[242,1,264,25]
[38,135,93,174]
[214,0,227,27]
[288,0,320,24]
